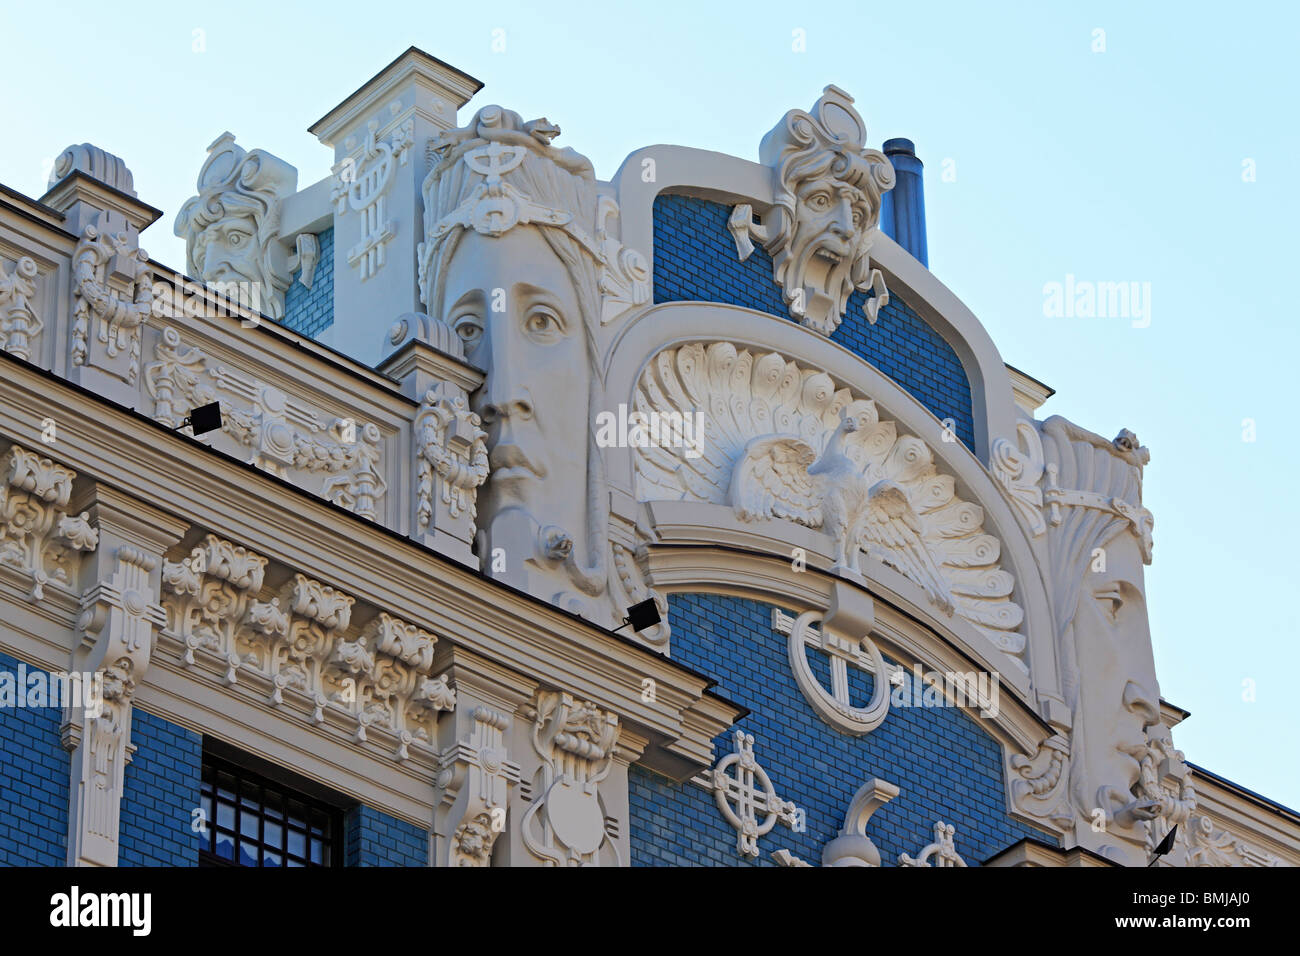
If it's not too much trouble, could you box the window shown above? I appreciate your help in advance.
[199,748,343,868]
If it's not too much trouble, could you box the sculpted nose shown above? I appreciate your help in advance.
[832,199,854,237]
[480,395,534,424]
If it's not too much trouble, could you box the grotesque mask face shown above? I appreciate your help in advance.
[792,175,870,266]
[195,212,262,288]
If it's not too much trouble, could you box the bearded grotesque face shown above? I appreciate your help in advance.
[1040,417,1167,864]
[730,86,895,335]
[175,132,297,320]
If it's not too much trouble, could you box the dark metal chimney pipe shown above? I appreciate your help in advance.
[879,138,928,268]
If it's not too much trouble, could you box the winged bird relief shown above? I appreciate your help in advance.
[730,415,955,614]
[632,343,1026,667]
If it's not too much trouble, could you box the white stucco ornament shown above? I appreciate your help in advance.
[780,609,891,735]
[729,85,895,335]
[174,132,298,320]
[635,342,1025,661]
[695,730,800,858]
[899,821,967,867]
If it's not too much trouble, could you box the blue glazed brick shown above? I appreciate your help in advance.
[651,195,975,451]
[628,594,1055,867]
[345,804,427,867]
[282,227,335,338]
[118,709,203,866]
[0,652,69,865]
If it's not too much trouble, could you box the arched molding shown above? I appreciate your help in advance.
[609,145,1019,463]
[599,301,1063,724]
[636,526,1069,841]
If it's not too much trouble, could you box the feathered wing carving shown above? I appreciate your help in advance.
[633,342,1025,668]
[729,437,822,525]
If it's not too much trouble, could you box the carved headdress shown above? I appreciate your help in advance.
[174,132,297,319]
[417,106,648,326]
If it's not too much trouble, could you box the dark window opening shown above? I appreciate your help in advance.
[199,745,344,868]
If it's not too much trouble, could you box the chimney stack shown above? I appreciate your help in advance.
[879,138,927,267]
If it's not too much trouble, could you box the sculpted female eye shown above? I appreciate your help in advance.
[523,306,564,343]
[453,315,484,351]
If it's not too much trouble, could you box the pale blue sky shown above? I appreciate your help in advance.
[2,1,1296,806]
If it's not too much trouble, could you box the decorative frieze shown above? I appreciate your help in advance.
[159,536,453,759]
[0,445,98,601]
[145,328,387,520]
[0,255,42,362]
[520,690,622,865]
[694,730,800,859]
[899,821,967,867]
[1185,814,1281,867]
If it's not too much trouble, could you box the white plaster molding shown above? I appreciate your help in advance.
[159,536,453,760]
[145,328,387,521]
[0,445,98,602]
[331,115,413,281]
[64,545,165,867]
[783,609,891,735]
[415,381,487,557]
[822,777,900,866]
[1184,814,1281,867]
[1008,733,1073,830]
[520,689,622,866]
[634,341,1025,661]
[0,255,41,362]
[727,86,895,335]
[71,222,151,387]
[436,704,519,866]
[174,132,298,321]
[990,419,1046,537]
[899,821,967,867]
[288,233,320,290]
[693,730,799,858]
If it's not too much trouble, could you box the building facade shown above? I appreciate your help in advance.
[0,47,1295,868]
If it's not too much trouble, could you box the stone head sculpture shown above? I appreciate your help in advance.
[418,106,646,619]
[1040,416,1165,860]
[730,86,896,335]
[175,132,297,320]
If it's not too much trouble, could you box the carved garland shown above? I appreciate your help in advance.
[71,224,152,384]
[0,256,42,362]
[145,328,387,520]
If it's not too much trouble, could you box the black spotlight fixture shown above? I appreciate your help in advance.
[613,598,662,634]
[1147,824,1178,866]
[177,401,223,436]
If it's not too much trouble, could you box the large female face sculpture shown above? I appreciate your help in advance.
[1041,418,1165,862]
[419,107,615,618]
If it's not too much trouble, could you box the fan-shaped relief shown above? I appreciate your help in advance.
[632,342,1024,661]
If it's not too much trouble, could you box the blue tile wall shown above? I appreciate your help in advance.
[282,226,334,338]
[0,652,70,865]
[344,804,428,867]
[652,195,975,451]
[627,593,1053,867]
[118,709,203,866]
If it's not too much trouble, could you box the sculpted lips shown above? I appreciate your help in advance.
[489,443,545,480]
